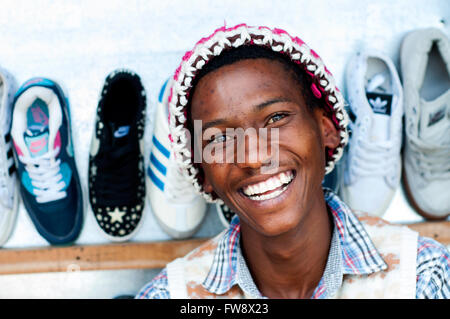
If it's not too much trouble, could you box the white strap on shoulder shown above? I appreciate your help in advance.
[166,257,188,299]
[398,227,419,299]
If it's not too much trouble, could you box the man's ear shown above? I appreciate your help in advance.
[316,109,340,149]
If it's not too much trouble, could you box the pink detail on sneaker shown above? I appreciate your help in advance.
[53,130,61,151]
[24,78,44,87]
[29,137,47,154]
[13,141,24,157]
[31,105,49,126]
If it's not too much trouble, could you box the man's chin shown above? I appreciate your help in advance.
[240,211,302,238]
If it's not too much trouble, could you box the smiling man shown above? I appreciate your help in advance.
[137,24,449,299]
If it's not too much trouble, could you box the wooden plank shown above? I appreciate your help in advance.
[0,238,208,275]
[0,221,447,275]
[406,220,450,246]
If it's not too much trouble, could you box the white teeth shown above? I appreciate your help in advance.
[249,184,289,201]
[280,172,289,184]
[242,171,294,197]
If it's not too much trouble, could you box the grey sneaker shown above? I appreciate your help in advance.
[401,28,450,220]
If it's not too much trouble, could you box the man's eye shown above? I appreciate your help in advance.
[209,134,231,144]
[267,113,287,125]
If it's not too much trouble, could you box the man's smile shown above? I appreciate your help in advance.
[239,169,296,202]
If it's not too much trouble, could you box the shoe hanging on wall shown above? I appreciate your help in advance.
[401,28,450,220]
[11,78,84,245]
[147,78,207,239]
[89,69,147,241]
[0,66,19,247]
[341,50,403,217]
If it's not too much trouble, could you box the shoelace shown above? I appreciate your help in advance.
[407,135,450,181]
[349,72,399,181]
[165,160,198,203]
[94,141,141,205]
[350,136,398,177]
[20,147,67,203]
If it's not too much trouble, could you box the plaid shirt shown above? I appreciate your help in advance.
[137,190,450,299]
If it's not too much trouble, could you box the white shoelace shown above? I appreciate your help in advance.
[350,137,398,177]
[349,71,399,182]
[407,135,450,181]
[165,160,197,203]
[20,146,67,203]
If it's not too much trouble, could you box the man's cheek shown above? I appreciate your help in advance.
[202,164,228,192]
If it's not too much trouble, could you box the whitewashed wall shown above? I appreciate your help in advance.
[0,0,448,248]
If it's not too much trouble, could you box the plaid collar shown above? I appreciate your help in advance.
[202,189,388,297]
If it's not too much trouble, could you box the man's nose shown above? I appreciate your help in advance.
[234,132,277,171]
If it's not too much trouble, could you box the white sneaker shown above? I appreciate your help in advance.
[147,78,207,239]
[341,50,403,217]
[401,28,450,220]
[0,67,19,246]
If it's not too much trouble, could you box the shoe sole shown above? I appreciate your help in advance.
[402,166,450,221]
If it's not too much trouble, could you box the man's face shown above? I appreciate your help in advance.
[191,58,339,237]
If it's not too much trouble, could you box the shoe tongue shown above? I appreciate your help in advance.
[24,127,49,158]
[110,123,131,145]
[366,92,393,142]
[419,97,450,145]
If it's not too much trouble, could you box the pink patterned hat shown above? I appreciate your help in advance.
[168,24,349,203]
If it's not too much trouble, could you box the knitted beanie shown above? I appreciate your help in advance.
[167,24,349,203]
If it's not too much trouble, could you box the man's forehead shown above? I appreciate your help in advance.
[190,58,305,117]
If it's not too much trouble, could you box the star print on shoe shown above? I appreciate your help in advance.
[89,69,147,242]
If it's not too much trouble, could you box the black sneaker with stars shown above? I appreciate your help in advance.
[88,69,146,241]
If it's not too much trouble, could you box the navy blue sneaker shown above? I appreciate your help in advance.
[11,78,83,245]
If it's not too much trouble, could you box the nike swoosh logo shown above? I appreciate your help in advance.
[114,126,130,138]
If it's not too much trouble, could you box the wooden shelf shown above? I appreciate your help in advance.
[0,238,208,275]
[0,221,448,275]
